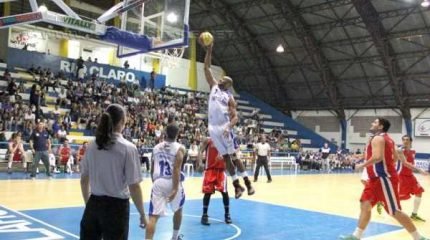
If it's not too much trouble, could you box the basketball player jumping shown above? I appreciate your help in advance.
[202,40,254,199]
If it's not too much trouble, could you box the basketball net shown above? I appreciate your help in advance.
[159,47,185,69]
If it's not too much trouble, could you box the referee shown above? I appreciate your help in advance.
[253,135,272,183]
[29,120,52,179]
[80,104,146,240]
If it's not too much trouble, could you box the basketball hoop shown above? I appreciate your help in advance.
[159,47,185,69]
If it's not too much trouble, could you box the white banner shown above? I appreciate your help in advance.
[415,118,430,137]
[9,29,47,53]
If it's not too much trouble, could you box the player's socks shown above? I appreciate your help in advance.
[172,230,180,240]
[221,192,230,210]
[203,193,211,215]
[231,174,239,181]
[352,227,364,239]
[411,231,429,240]
[411,197,425,222]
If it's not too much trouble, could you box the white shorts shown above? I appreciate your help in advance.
[208,125,235,155]
[149,178,185,216]
[361,169,369,181]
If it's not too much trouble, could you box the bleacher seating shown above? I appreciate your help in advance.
[1,59,329,154]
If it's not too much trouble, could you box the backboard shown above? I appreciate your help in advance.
[117,0,189,58]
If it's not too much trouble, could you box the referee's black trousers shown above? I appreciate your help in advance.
[80,195,130,240]
[254,156,272,181]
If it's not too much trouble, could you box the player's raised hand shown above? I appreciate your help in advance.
[198,32,214,50]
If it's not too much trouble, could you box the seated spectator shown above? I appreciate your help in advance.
[187,141,199,168]
[7,132,28,174]
[57,139,73,173]
[57,125,68,141]
[62,112,72,131]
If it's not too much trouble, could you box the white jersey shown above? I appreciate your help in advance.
[152,141,183,181]
[208,85,232,126]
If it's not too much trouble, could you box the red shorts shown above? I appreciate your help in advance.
[60,157,69,164]
[399,174,424,200]
[360,177,401,215]
[202,169,227,194]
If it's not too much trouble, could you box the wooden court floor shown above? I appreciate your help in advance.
[0,172,429,239]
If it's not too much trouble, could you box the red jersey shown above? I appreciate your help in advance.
[366,133,397,179]
[9,142,22,161]
[397,148,416,176]
[205,139,226,170]
[59,146,71,163]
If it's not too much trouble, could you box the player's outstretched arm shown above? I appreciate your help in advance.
[397,149,429,175]
[203,43,218,88]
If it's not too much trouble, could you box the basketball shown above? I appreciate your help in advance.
[199,32,213,46]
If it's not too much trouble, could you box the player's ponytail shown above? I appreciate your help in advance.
[95,104,125,150]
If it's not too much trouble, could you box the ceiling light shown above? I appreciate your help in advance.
[166,12,178,23]
[422,0,430,7]
[276,44,285,53]
[38,5,48,12]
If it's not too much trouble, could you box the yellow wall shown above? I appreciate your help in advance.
[114,0,121,27]
[3,1,11,16]
[188,33,197,90]
[59,39,68,58]
[153,59,160,73]
[108,48,120,66]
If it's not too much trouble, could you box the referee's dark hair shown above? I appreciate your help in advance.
[166,124,179,141]
[96,104,125,150]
